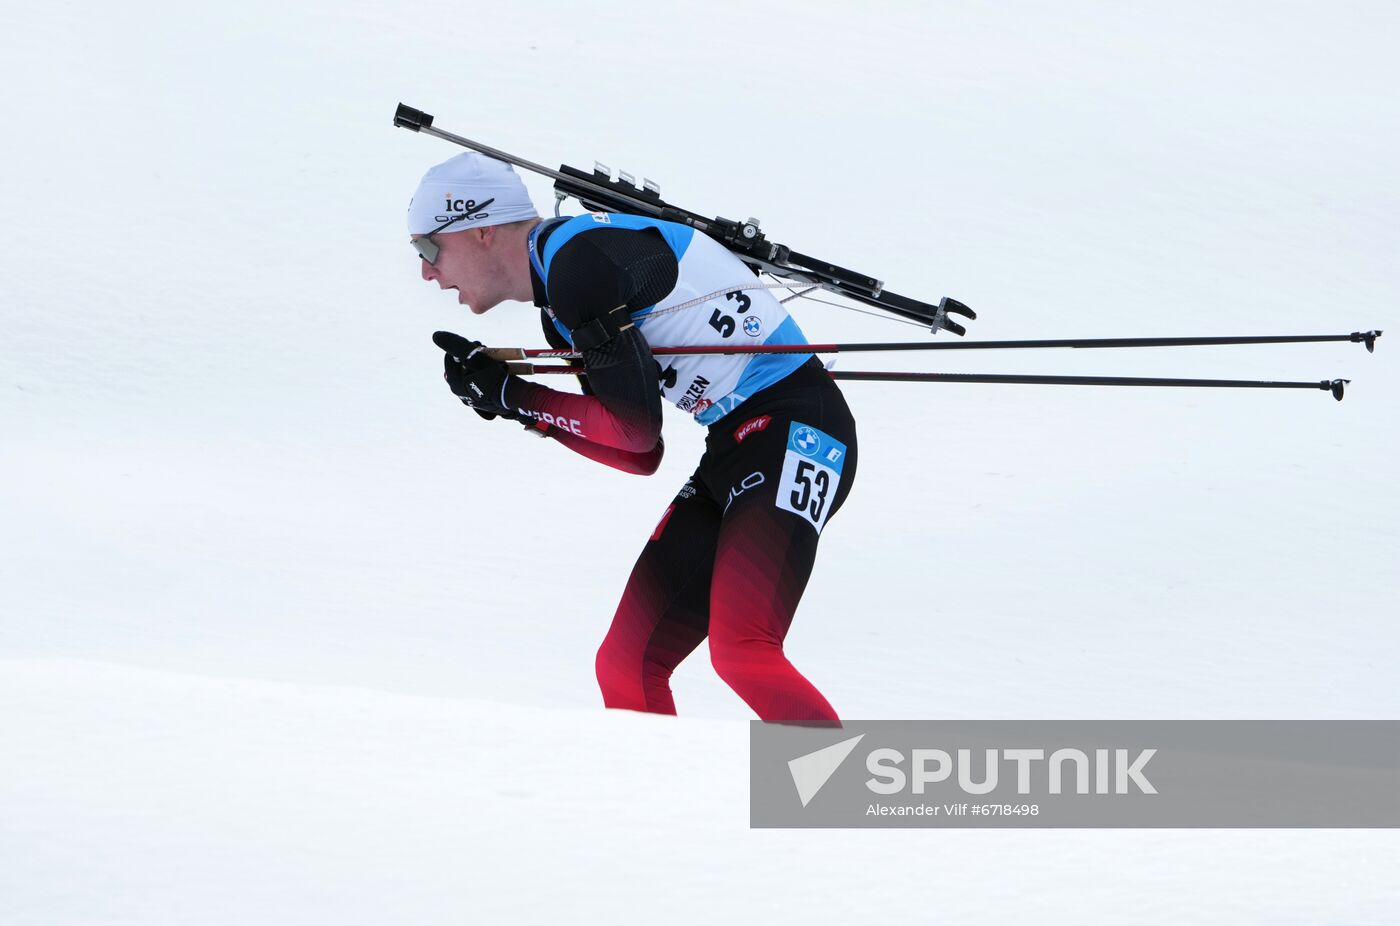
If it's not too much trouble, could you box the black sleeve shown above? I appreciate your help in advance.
[541,311,570,350]
[545,227,680,440]
[548,227,680,319]
[540,309,593,396]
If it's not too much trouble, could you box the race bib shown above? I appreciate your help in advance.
[776,422,847,533]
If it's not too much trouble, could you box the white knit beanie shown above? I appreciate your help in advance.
[407,152,539,235]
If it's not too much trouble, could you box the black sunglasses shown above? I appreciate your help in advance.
[411,198,496,265]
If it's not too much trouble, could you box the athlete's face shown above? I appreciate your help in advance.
[417,226,510,315]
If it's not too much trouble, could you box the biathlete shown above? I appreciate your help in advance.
[408,152,857,724]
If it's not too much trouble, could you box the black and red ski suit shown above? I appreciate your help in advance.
[511,217,857,724]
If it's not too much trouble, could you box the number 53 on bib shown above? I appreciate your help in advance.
[777,422,848,533]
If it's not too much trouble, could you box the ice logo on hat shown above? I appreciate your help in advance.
[408,151,538,236]
[437,194,493,224]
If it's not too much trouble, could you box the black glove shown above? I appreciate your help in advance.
[432,331,522,420]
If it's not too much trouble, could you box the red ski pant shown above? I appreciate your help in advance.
[595,367,856,724]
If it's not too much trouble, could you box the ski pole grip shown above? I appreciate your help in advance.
[394,103,434,131]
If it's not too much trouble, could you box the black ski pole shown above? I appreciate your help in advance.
[825,371,1352,401]
[487,330,1381,361]
[506,364,1352,401]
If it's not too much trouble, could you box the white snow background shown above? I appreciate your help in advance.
[2,1,1397,923]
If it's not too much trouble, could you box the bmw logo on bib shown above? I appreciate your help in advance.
[743,315,763,337]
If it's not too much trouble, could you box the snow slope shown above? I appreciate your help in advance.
[2,0,1397,922]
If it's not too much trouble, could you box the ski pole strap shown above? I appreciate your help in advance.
[568,304,634,351]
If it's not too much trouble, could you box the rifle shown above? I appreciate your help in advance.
[394,103,976,335]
